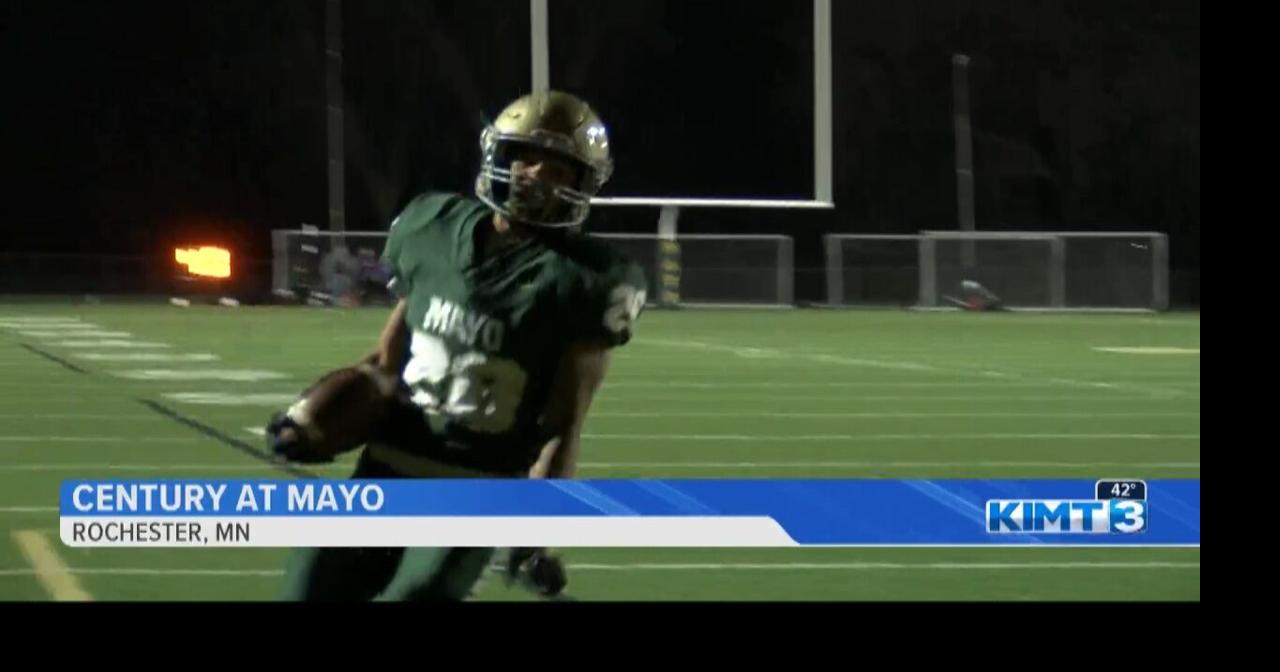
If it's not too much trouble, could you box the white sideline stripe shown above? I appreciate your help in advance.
[566,561,1201,571]
[580,433,1200,441]
[0,460,1201,473]
[0,414,156,419]
[643,338,938,372]
[75,353,220,362]
[594,395,1197,402]
[153,393,1197,405]
[163,392,298,405]
[0,392,1199,401]
[0,436,204,443]
[0,568,284,577]
[56,340,171,348]
[1094,347,1200,355]
[605,381,1187,389]
[19,331,132,338]
[113,369,288,382]
[4,325,103,332]
[576,461,1202,469]
[0,507,57,513]
[642,339,1190,398]
[0,318,92,326]
[0,561,1200,578]
[241,428,1199,443]
[589,411,1197,419]
[0,464,347,472]
[12,530,93,601]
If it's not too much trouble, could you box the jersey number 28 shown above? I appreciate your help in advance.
[402,331,528,434]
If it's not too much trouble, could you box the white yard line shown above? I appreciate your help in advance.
[0,460,1199,473]
[55,340,171,348]
[0,436,207,443]
[11,530,93,601]
[111,369,288,382]
[640,339,1193,398]
[0,464,348,473]
[579,433,1199,441]
[0,560,1200,579]
[576,460,1201,470]
[75,353,220,362]
[587,411,1197,419]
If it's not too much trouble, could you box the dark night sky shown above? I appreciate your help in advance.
[0,0,1199,303]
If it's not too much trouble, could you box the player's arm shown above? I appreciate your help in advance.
[529,339,613,479]
[512,340,610,597]
[361,298,410,376]
[266,300,409,464]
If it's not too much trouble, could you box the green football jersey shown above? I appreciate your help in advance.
[380,192,648,473]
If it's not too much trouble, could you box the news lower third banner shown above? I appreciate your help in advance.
[59,479,1200,548]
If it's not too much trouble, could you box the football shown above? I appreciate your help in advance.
[271,365,398,462]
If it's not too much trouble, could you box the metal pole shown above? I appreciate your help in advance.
[326,0,345,237]
[814,0,833,204]
[952,54,976,270]
[530,0,550,92]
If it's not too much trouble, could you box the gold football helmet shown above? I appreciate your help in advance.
[475,90,612,228]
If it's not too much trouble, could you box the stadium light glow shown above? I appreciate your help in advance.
[175,246,231,279]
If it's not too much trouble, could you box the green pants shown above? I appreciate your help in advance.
[280,449,496,602]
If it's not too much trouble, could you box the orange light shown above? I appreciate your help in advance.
[175,246,231,279]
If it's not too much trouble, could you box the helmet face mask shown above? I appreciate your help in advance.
[475,91,612,229]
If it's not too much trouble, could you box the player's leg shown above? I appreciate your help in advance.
[280,546,404,602]
[374,547,497,602]
[279,450,406,601]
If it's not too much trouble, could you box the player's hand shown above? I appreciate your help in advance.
[505,547,568,597]
[264,411,334,464]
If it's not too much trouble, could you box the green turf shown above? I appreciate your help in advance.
[0,304,1200,600]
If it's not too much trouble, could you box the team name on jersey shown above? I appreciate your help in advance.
[421,296,505,352]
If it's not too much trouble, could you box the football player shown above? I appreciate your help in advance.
[267,91,647,601]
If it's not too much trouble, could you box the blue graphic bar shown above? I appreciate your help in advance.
[60,479,1200,546]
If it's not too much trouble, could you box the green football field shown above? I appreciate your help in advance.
[0,303,1200,601]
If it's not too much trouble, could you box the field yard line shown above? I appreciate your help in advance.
[587,411,1197,418]
[640,339,938,372]
[604,381,1183,389]
[579,460,1200,469]
[11,530,93,601]
[19,331,132,338]
[0,414,158,419]
[0,387,1197,399]
[74,353,221,362]
[0,568,284,577]
[1094,347,1200,355]
[0,318,94,326]
[641,339,1191,398]
[112,369,289,382]
[241,429,1201,442]
[0,561,1200,578]
[55,340,171,348]
[0,464,349,472]
[0,436,205,443]
[579,461,1201,469]
[579,433,1199,441]
[0,460,1201,472]
[566,561,1201,571]
[161,392,299,406]
[591,395,1197,402]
